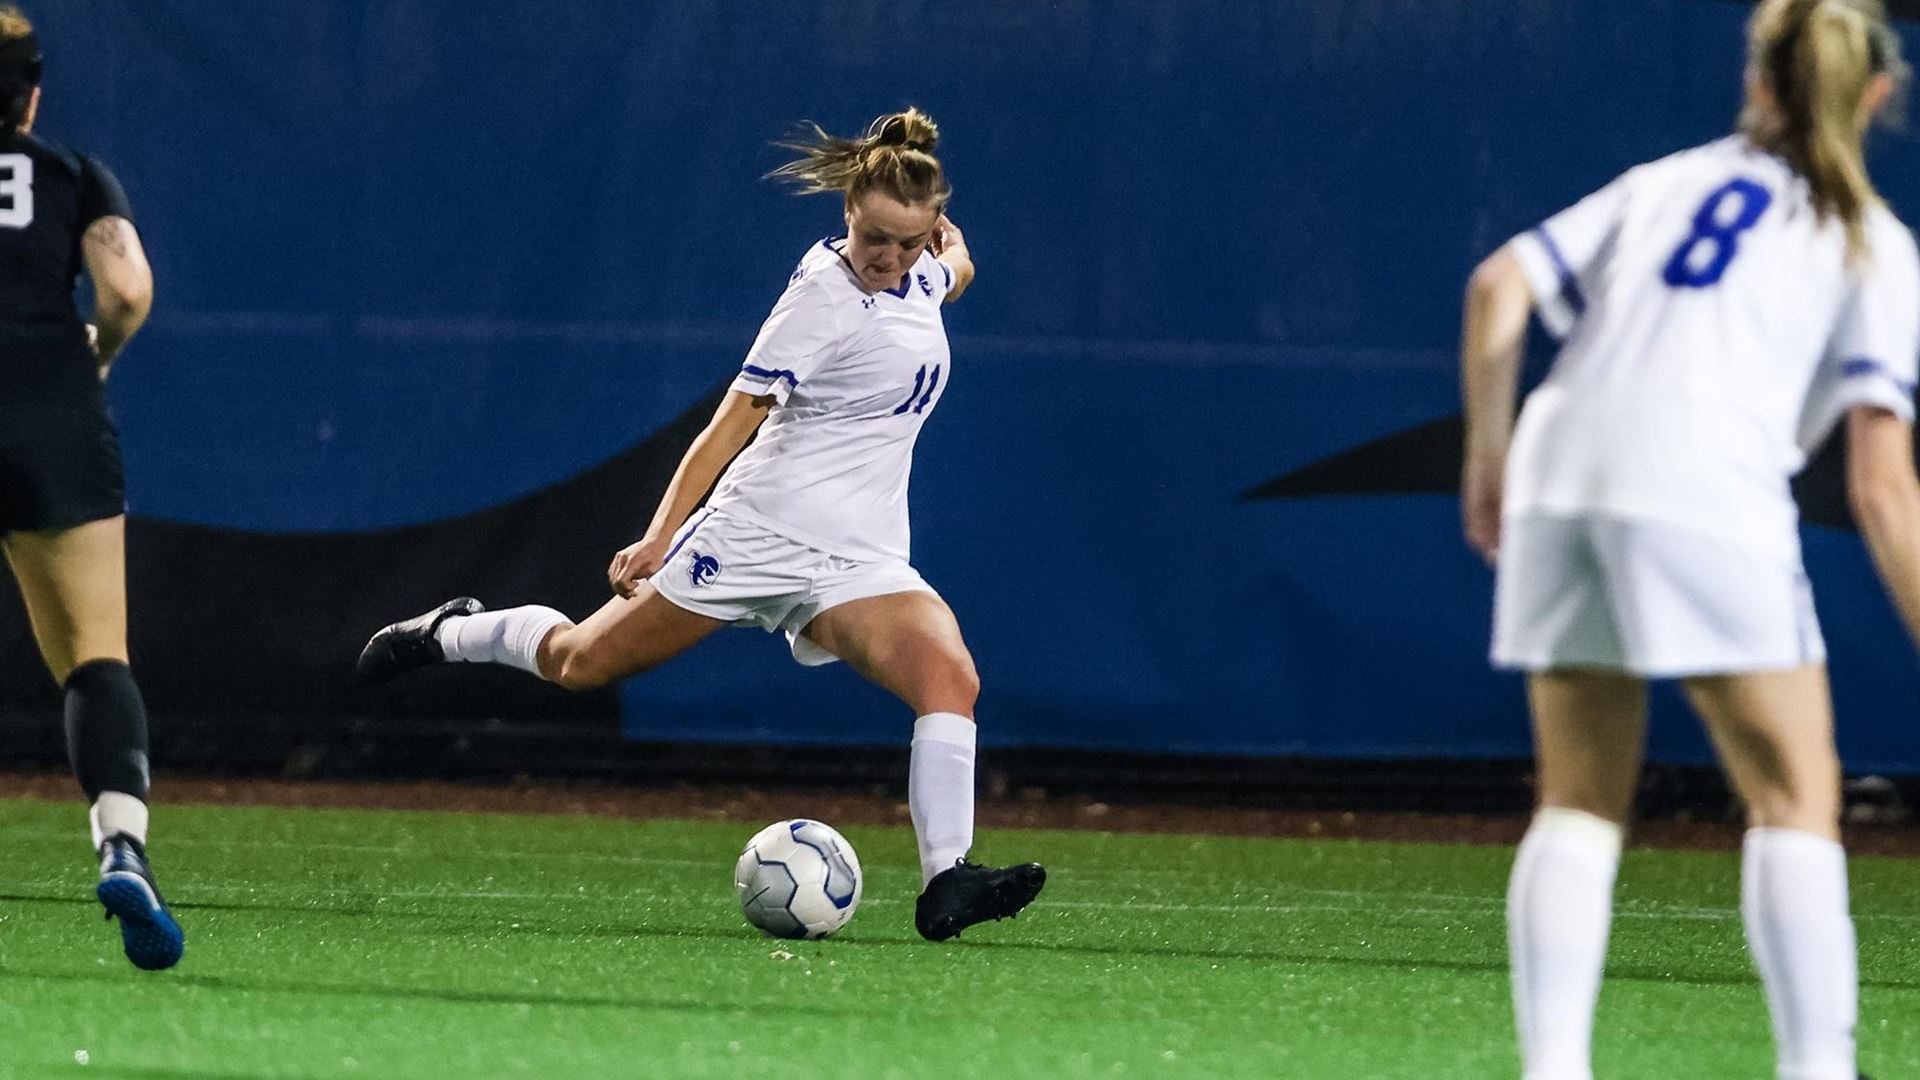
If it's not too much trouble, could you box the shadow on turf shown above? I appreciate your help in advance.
[13,891,1919,996]
[947,937,1920,993]
[0,962,865,1018]
[55,1060,307,1068]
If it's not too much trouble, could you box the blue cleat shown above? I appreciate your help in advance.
[96,835,184,971]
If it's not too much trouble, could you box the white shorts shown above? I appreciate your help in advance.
[1491,513,1825,677]
[649,508,936,666]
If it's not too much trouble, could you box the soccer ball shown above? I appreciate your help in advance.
[734,819,864,939]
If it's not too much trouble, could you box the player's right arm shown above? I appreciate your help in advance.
[608,391,773,596]
[1459,247,1533,565]
[607,266,839,597]
[1460,170,1634,563]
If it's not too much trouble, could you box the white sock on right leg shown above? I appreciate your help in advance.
[90,790,149,849]
[1508,806,1624,1080]
[435,606,570,678]
[909,712,976,886]
[1743,828,1858,1080]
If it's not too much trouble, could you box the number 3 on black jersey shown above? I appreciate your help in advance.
[1663,178,1772,289]
[0,153,32,229]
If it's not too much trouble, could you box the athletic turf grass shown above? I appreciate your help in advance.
[1,800,1917,1078]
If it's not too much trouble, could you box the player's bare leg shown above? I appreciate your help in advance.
[6,516,128,680]
[1684,667,1840,837]
[1509,669,1646,1080]
[1685,666,1856,1080]
[536,585,727,689]
[801,591,1045,941]
[1529,670,1647,824]
[6,517,182,970]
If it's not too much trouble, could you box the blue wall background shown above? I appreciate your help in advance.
[27,0,1920,770]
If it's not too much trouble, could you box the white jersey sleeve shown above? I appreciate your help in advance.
[1508,170,1637,338]
[732,273,843,405]
[1798,215,1920,450]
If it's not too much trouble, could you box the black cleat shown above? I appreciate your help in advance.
[97,835,184,971]
[914,858,1047,942]
[356,597,484,683]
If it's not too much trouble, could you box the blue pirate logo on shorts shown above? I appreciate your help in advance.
[689,551,720,587]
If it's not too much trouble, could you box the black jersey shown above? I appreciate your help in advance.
[0,129,132,330]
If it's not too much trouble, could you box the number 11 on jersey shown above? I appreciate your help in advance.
[1662,177,1772,289]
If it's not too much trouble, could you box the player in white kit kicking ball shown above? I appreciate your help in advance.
[1461,2,1918,1077]
[358,108,1045,942]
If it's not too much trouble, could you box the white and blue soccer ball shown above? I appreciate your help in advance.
[734,819,864,939]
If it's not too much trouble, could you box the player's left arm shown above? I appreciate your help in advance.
[930,214,974,302]
[76,158,151,376]
[1458,246,1534,565]
[82,216,152,375]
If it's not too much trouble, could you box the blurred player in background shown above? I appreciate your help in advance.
[360,108,1047,942]
[1462,1,1917,1076]
[0,5,180,970]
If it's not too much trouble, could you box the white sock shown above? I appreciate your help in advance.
[909,712,976,886]
[90,790,149,849]
[1508,806,1624,1080]
[435,606,570,678]
[1743,828,1858,1080]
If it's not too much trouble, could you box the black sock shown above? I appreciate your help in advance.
[64,659,151,802]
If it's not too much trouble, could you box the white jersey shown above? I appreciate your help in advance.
[705,239,955,562]
[1506,136,1920,563]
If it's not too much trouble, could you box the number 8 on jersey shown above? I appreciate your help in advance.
[1662,177,1773,289]
[0,152,33,229]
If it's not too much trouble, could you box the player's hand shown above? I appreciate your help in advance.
[86,324,110,381]
[608,535,674,598]
[930,214,965,256]
[1462,450,1504,566]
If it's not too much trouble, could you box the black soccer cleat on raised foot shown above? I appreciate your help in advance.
[356,597,484,683]
[96,834,184,971]
[914,858,1047,942]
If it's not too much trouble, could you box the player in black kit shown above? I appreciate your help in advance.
[0,5,181,970]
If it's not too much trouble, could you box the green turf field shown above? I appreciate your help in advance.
[2,800,1917,1078]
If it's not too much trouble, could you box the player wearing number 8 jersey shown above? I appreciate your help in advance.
[0,5,180,970]
[1494,138,1916,586]
[359,109,1046,941]
[1463,2,1919,1077]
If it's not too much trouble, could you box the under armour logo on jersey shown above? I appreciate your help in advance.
[689,552,720,587]
[917,273,933,297]
[862,297,877,310]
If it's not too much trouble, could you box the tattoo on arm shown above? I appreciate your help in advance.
[83,217,130,259]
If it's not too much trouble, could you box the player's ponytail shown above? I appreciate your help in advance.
[768,107,952,211]
[0,4,41,132]
[1742,0,1906,261]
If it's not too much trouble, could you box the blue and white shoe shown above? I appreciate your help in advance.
[96,835,184,971]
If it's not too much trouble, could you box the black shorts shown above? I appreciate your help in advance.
[0,330,126,534]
